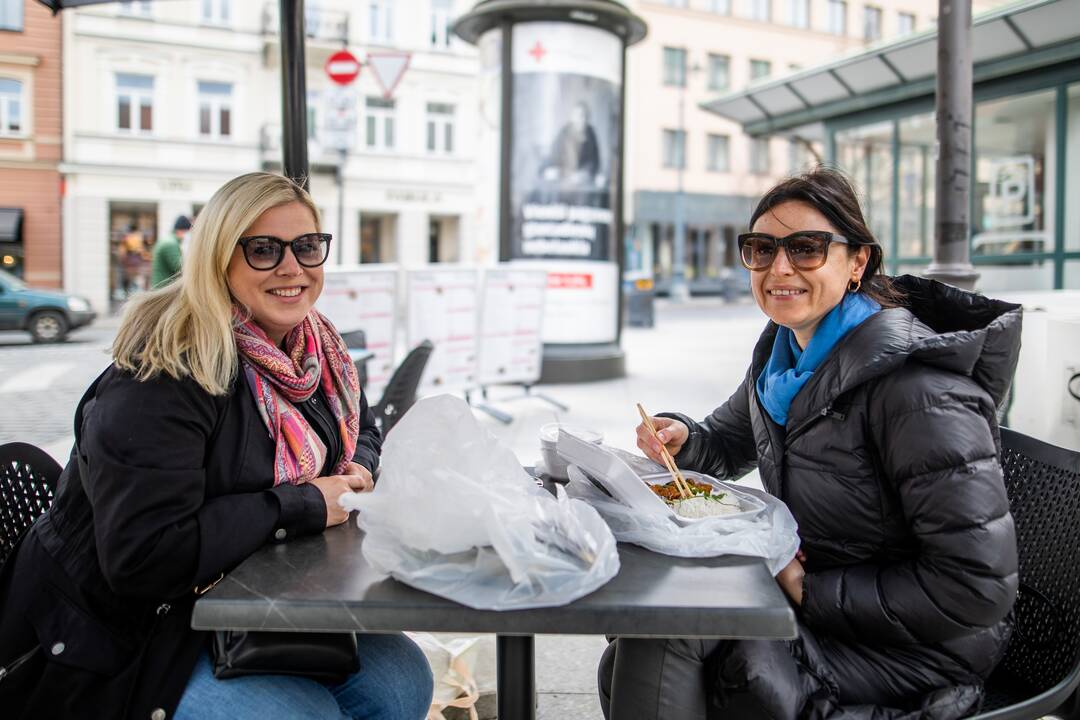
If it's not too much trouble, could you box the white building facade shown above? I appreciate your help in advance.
[61,0,481,313]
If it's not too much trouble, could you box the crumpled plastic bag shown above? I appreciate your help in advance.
[564,452,799,576]
[340,394,620,610]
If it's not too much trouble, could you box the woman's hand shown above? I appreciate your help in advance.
[635,417,689,465]
[776,554,806,606]
[344,462,374,492]
[310,472,371,527]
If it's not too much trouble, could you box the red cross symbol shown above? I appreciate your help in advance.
[529,41,546,63]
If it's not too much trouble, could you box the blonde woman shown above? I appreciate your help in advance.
[0,173,433,720]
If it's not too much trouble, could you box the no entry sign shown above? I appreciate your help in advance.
[325,50,361,85]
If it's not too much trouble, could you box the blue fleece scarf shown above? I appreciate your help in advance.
[755,292,880,426]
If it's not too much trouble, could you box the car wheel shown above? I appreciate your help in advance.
[30,311,68,343]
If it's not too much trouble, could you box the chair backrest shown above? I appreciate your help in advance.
[374,340,434,435]
[996,427,1080,694]
[0,442,62,566]
[340,329,367,349]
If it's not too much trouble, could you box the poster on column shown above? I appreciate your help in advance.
[406,268,479,394]
[477,267,547,386]
[510,21,622,344]
[316,266,399,401]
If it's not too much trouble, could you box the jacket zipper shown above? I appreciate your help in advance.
[785,403,847,446]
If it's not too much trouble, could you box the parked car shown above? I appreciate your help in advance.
[0,268,96,343]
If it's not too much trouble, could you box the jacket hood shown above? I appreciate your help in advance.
[754,275,1023,421]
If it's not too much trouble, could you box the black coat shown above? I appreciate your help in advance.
[0,365,381,720]
[665,276,1021,713]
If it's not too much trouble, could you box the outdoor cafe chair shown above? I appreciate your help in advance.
[968,427,1080,719]
[0,442,61,567]
[373,339,434,435]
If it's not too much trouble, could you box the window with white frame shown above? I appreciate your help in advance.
[750,137,771,174]
[748,0,771,22]
[663,0,689,7]
[707,134,730,172]
[426,102,454,154]
[118,0,152,17]
[750,59,772,81]
[116,73,154,133]
[365,97,395,149]
[369,0,393,43]
[863,5,882,41]
[306,90,319,140]
[898,11,915,34]
[198,81,232,139]
[662,47,687,87]
[0,0,23,31]
[709,0,732,14]
[0,78,23,136]
[789,0,810,27]
[827,0,847,34]
[662,129,686,169]
[201,0,229,24]
[707,54,730,92]
[430,0,453,48]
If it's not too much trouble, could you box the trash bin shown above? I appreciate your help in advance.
[623,274,655,328]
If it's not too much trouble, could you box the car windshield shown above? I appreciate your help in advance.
[0,268,26,291]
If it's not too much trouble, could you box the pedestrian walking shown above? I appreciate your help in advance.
[151,215,191,288]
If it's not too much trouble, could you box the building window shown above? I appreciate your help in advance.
[0,0,23,31]
[426,102,454,154]
[749,0,771,22]
[197,81,232,139]
[827,0,847,34]
[789,0,810,28]
[663,129,686,169]
[898,11,915,35]
[116,73,154,133]
[750,59,772,81]
[707,134,730,172]
[369,0,393,43]
[750,137,771,174]
[430,0,452,48]
[199,0,228,24]
[707,54,730,92]
[863,5,882,41]
[663,47,687,87]
[709,0,732,14]
[306,90,319,140]
[663,0,689,7]
[118,1,152,17]
[0,78,22,136]
[365,97,395,149]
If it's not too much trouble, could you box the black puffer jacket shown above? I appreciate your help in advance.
[666,276,1021,701]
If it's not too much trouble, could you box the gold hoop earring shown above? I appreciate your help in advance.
[847,278,862,293]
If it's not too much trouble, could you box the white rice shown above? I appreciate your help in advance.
[672,495,741,519]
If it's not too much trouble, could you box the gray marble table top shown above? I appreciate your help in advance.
[192,521,796,640]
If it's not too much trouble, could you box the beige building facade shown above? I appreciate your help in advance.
[623,0,1004,293]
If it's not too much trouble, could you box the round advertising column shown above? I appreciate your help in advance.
[455,0,647,383]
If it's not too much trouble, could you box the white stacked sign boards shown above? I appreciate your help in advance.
[477,268,547,386]
[406,269,480,394]
[316,267,398,400]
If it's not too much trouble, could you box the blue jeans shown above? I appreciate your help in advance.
[175,633,434,720]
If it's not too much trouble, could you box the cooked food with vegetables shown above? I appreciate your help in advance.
[648,480,741,518]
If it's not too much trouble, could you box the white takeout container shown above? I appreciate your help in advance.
[539,424,603,480]
[557,429,766,526]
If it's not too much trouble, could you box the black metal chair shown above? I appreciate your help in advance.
[969,428,1080,719]
[0,442,62,566]
[373,340,434,435]
[341,329,369,389]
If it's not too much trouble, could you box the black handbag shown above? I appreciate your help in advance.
[210,630,360,683]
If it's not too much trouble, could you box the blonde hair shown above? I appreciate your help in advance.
[113,172,320,395]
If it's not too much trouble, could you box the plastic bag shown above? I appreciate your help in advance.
[407,632,496,720]
[340,395,620,610]
[563,449,799,576]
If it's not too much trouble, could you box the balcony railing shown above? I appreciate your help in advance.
[262,3,349,44]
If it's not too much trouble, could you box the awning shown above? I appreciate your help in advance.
[0,208,23,244]
[702,0,1080,135]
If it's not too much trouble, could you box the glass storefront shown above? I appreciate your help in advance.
[1067,85,1080,253]
[835,121,894,250]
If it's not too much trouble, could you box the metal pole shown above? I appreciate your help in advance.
[279,0,310,190]
[496,634,535,720]
[670,73,690,302]
[336,148,346,265]
[614,43,628,344]
[498,21,514,262]
[924,0,978,290]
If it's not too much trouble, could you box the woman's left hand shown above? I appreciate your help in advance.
[344,462,375,492]
[776,555,805,606]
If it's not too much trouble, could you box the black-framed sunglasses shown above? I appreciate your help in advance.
[736,231,850,271]
[237,233,332,271]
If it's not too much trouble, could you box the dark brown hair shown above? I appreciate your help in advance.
[748,165,905,308]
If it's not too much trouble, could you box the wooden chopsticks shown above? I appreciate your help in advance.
[636,403,692,499]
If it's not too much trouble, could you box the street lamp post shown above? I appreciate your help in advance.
[670,60,701,303]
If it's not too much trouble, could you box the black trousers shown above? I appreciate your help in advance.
[597,628,982,720]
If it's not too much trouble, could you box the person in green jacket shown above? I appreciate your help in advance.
[151,215,191,288]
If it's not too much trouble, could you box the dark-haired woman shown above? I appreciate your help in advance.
[598,167,1021,720]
